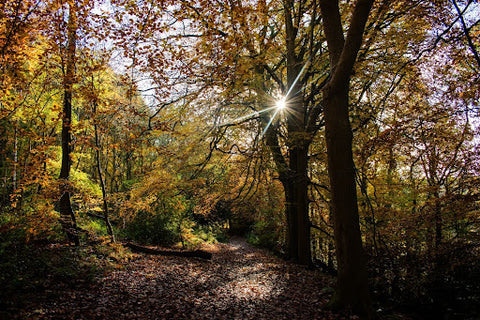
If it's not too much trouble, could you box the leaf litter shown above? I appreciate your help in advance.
[16,238,361,319]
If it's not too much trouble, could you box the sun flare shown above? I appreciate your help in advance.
[275,97,287,110]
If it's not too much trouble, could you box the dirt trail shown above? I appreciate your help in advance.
[19,238,342,320]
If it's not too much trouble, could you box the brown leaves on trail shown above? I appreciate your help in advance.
[19,239,345,320]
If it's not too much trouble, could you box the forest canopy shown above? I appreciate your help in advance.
[1,0,479,319]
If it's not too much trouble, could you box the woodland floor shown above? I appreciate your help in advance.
[4,238,406,320]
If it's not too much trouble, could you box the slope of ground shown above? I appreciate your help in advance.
[9,238,355,320]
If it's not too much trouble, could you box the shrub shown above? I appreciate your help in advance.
[121,210,181,245]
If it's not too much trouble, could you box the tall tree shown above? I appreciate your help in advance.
[58,0,79,245]
[318,0,374,316]
[91,76,115,242]
[276,0,314,265]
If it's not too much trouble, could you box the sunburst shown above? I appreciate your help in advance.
[217,61,309,140]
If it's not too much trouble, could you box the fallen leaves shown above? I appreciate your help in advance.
[15,238,353,319]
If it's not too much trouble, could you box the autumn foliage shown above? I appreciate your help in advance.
[1,0,479,319]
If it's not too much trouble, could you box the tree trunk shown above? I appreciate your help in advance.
[93,100,115,242]
[289,145,311,265]
[110,146,117,193]
[284,182,298,260]
[58,0,79,246]
[12,122,17,191]
[318,0,375,316]
[323,82,372,317]
[282,147,311,265]
[283,0,312,265]
[427,150,441,250]
[434,191,442,249]
[265,113,311,265]
[386,144,395,208]
[125,149,132,182]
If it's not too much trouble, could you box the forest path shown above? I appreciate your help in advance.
[22,238,342,320]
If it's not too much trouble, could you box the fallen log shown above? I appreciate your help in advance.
[124,242,212,260]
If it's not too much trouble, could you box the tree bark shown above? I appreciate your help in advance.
[58,0,79,246]
[283,0,312,265]
[319,0,375,317]
[266,113,311,265]
[262,0,313,264]
[288,145,311,265]
[323,82,372,317]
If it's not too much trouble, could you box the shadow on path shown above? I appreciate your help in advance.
[17,238,345,320]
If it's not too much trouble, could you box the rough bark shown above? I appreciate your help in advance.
[58,0,79,246]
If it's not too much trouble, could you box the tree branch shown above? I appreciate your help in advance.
[451,0,480,69]
[318,0,345,68]
[329,0,375,88]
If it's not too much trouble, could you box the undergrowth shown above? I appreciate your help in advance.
[0,230,134,318]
